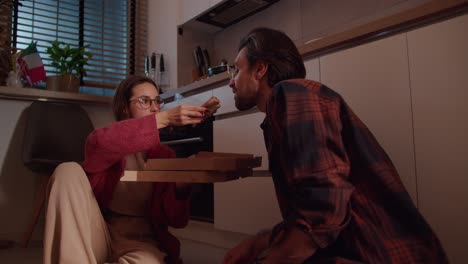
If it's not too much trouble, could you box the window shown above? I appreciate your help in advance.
[3,0,147,95]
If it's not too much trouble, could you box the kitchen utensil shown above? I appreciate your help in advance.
[207,65,228,77]
[150,52,156,82]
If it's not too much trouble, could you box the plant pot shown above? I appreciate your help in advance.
[46,74,80,93]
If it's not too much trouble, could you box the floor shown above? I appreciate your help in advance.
[0,246,42,264]
[0,238,227,264]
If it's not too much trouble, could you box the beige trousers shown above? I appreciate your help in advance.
[43,162,166,264]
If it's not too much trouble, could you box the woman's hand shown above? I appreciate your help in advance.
[202,96,221,118]
[156,104,206,128]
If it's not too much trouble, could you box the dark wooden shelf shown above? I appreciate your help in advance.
[0,86,112,105]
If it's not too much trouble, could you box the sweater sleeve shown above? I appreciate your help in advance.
[82,114,160,174]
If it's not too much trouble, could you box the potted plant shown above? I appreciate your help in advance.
[46,41,92,93]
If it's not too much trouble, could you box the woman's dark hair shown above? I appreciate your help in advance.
[238,27,305,87]
[112,75,158,121]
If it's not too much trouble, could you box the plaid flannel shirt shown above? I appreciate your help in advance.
[262,79,448,263]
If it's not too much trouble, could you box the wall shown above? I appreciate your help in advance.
[0,99,113,242]
[147,0,180,93]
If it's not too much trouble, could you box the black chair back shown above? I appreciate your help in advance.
[22,101,94,174]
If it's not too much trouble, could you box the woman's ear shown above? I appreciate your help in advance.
[122,107,130,119]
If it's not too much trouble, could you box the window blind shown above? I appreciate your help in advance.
[6,0,147,93]
[0,2,13,85]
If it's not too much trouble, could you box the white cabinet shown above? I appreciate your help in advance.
[213,112,282,234]
[407,14,468,264]
[214,177,282,235]
[212,85,237,115]
[320,33,418,204]
[304,58,320,81]
[214,112,268,170]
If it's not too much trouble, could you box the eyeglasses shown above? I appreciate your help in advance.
[129,96,165,109]
[228,65,238,81]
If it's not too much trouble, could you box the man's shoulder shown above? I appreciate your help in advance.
[273,79,341,100]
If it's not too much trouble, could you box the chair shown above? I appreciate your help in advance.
[21,101,94,247]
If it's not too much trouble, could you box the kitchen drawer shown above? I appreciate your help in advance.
[214,112,268,170]
[212,85,236,115]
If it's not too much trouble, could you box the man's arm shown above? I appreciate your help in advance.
[266,81,354,260]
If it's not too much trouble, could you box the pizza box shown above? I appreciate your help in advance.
[121,152,262,183]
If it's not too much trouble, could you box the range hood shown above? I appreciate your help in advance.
[196,0,280,28]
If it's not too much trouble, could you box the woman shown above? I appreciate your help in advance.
[43,76,217,264]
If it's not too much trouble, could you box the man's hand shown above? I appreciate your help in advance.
[223,231,270,264]
[262,227,316,264]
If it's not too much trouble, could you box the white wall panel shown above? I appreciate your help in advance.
[407,14,468,264]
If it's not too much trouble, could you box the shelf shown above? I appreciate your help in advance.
[0,86,112,105]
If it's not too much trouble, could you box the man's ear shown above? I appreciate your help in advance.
[255,61,268,81]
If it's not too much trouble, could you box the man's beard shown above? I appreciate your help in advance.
[234,94,256,111]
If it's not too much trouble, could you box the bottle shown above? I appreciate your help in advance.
[6,71,23,88]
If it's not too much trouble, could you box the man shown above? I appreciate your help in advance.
[223,27,447,264]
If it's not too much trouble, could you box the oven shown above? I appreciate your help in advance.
[158,116,214,223]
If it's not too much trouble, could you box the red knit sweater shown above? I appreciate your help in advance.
[82,114,190,264]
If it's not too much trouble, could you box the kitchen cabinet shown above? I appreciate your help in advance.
[212,85,237,115]
[214,177,281,235]
[320,33,418,204]
[210,0,224,7]
[213,112,268,170]
[304,58,320,81]
[213,112,281,234]
[407,14,468,264]
[179,0,226,25]
[179,0,211,25]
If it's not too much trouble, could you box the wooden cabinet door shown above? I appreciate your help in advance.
[320,33,417,203]
[213,112,282,234]
[407,14,468,264]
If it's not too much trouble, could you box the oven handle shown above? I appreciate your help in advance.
[161,137,204,146]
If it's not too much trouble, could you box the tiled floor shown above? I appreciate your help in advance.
[0,220,245,263]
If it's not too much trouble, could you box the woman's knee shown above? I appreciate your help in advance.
[50,162,88,188]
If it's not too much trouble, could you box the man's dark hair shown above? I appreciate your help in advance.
[238,27,306,87]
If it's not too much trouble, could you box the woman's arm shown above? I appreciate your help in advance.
[82,114,160,173]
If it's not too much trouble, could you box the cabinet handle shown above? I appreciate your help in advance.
[161,137,204,146]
